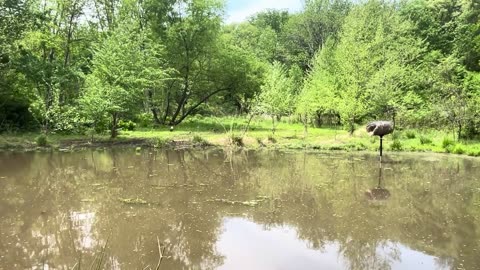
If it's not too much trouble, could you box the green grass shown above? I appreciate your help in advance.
[1,116,480,157]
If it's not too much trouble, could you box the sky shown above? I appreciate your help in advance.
[225,0,303,24]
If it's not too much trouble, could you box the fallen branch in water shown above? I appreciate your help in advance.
[155,236,167,270]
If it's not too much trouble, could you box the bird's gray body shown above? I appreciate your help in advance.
[366,121,394,137]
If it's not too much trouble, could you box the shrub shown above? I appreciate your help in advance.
[467,150,480,157]
[152,137,168,148]
[442,137,455,149]
[392,132,401,140]
[390,139,403,151]
[118,120,136,131]
[35,134,48,147]
[192,134,208,146]
[405,130,416,139]
[267,134,277,143]
[453,145,465,155]
[419,135,432,145]
[229,134,243,146]
[136,113,153,127]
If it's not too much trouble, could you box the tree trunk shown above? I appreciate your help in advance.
[111,112,118,138]
[151,108,161,125]
[303,115,308,138]
[458,123,462,141]
[272,116,276,135]
[147,89,162,125]
[169,87,231,126]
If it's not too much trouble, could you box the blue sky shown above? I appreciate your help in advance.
[225,0,303,23]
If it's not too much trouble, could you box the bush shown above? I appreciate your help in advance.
[118,120,136,131]
[136,113,153,128]
[35,134,48,147]
[390,139,403,151]
[192,134,208,146]
[442,137,455,149]
[152,137,168,148]
[267,134,277,143]
[229,134,243,146]
[453,145,465,155]
[419,135,432,145]
[392,132,401,140]
[467,150,480,157]
[405,130,416,139]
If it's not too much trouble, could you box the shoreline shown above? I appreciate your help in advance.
[1,132,480,157]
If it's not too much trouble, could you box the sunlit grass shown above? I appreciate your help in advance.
[1,116,480,156]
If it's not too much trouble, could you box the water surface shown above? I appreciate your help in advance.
[0,149,479,269]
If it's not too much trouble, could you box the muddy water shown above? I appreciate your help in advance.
[0,149,479,270]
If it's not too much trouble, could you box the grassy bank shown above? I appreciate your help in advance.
[1,116,480,156]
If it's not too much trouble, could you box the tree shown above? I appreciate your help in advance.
[82,19,168,138]
[255,61,294,134]
[296,40,336,135]
[280,0,350,70]
[145,0,232,126]
[0,0,33,131]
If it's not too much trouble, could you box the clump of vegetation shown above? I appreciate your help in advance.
[152,137,168,148]
[354,142,367,150]
[405,130,416,139]
[192,134,208,146]
[442,137,455,149]
[35,134,48,147]
[229,134,243,147]
[467,149,480,157]
[390,139,403,151]
[267,134,277,143]
[118,120,136,131]
[136,113,153,127]
[419,135,432,145]
[453,145,465,155]
[392,132,401,140]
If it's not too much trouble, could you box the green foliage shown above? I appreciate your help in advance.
[453,145,465,155]
[390,139,403,151]
[81,18,168,138]
[442,137,455,149]
[392,132,401,141]
[267,134,277,143]
[255,61,295,134]
[405,130,416,139]
[35,134,48,147]
[0,0,479,145]
[229,133,244,147]
[135,113,154,128]
[419,135,432,145]
[118,120,136,131]
[192,134,208,146]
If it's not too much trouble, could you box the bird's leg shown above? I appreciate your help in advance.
[379,135,383,162]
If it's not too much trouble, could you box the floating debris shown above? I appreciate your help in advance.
[119,198,148,205]
[206,198,268,207]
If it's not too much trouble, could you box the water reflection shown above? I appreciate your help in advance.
[0,149,479,269]
[365,163,391,201]
[216,217,447,270]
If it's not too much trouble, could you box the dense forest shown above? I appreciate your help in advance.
[1,0,479,139]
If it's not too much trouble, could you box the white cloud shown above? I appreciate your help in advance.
[226,0,303,24]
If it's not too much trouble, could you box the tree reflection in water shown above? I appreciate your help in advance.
[0,149,479,269]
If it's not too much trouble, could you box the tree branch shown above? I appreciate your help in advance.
[171,86,232,125]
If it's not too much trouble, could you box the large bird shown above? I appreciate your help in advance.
[366,121,394,160]
[366,121,394,137]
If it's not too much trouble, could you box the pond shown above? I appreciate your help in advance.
[0,148,479,270]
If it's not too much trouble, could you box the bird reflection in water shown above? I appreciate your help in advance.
[365,163,391,201]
